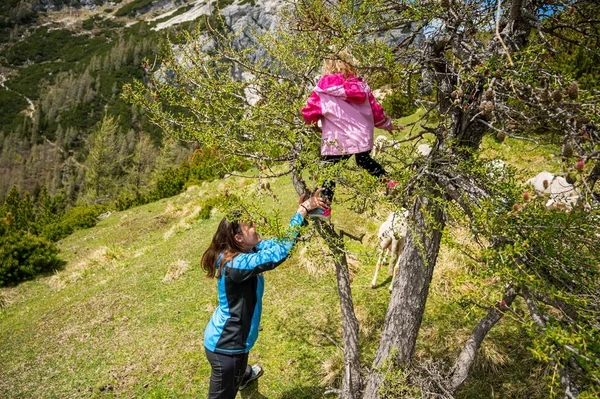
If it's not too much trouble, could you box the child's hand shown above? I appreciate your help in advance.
[392,124,406,133]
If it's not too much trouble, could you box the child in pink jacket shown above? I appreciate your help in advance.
[302,54,402,220]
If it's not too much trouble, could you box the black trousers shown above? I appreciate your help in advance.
[322,150,387,201]
[205,348,251,399]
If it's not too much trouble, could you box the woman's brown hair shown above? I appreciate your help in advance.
[201,215,245,278]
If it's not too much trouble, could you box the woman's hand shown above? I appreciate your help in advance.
[297,188,328,216]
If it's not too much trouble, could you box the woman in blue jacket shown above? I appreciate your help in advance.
[201,190,326,398]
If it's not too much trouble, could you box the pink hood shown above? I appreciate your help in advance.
[302,74,393,156]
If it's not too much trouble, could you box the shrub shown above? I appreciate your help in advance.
[41,205,107,242]
[381,90,417,119]
[150,168,188,201]
[82,16,96,30]
[114,0,154,17]
[114,191,141,212]
[0,232,62,286]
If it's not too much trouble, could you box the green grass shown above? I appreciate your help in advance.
[0,132,559,397]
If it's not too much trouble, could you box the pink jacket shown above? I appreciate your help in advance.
[302,74,394,156]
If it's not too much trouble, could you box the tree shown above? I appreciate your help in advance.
[127,131,157,201]
[84,115,119,203]
[2,186,34,234]
[126,1,600,397]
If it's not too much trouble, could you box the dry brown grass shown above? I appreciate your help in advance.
[320,349,344,388]
[46,246,123,291]
[473,340,509,374]
[163,218,194,240]
[162,259,189,282]
[296,242,334,278]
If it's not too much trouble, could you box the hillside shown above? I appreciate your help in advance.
[1,1,598,397]
[0,129,561,398]
[0,0,282,202]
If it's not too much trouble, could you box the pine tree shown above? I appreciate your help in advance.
[128,132,156,201]
[84,115,119,203]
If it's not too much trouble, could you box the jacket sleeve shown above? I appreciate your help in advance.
[368,91,394,131]
[302,92,322,125]
[227,213,305,283]
[255,238,277,251]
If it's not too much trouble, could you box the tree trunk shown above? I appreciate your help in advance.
[318,222,363,399]
[363,195,445,398]
[447,285,517,393]
[291,172,362,398]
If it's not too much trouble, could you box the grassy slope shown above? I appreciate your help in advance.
[0,115,561,398]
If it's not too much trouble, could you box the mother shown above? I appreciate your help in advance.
[201,190,327,398]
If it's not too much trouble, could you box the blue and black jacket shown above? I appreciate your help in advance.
[204,213,304,354]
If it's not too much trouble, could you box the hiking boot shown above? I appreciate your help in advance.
[308,206,331,221]
[239,364,263,390]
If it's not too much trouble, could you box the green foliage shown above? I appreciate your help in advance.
[2,186,35,234]
[1,185,104,243]
[114,0,154,17]
[82,16,95,30]
[196,195,228,220]
[0,0,37,30]
[216,0,235,8]
[114,147,251,211]
[5,27,105,66]
[84,116,120,203]
[82,15,124,30]
[467,196,600,395]
[0,87,28,129]
[378,365,421,399]
[1,19,163,202]
[0,231,61,286]
[149,167,187,201]
[41,204,106,242]
[381,90,417,119]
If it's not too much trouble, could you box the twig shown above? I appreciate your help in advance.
[495,0,515,67]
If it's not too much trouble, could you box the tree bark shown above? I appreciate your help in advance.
[447,285,517,393]
[291,173,362,398]
[318,222,363,399]
[363,194,446,398]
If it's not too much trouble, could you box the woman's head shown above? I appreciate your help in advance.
[201,212,261,278]
[323,51,356,76]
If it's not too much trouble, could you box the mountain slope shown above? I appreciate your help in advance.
[0,137,555,398]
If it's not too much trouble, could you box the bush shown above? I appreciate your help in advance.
[150,168,188,201]
[114,0,154,17]
[381,90,417,119]
[41,205,107,242]
[0,232,62,286]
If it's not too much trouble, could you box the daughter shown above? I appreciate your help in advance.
[302,52,403,220]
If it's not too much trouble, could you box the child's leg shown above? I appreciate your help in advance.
[354,151,387,178]
[321,154,351,202]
